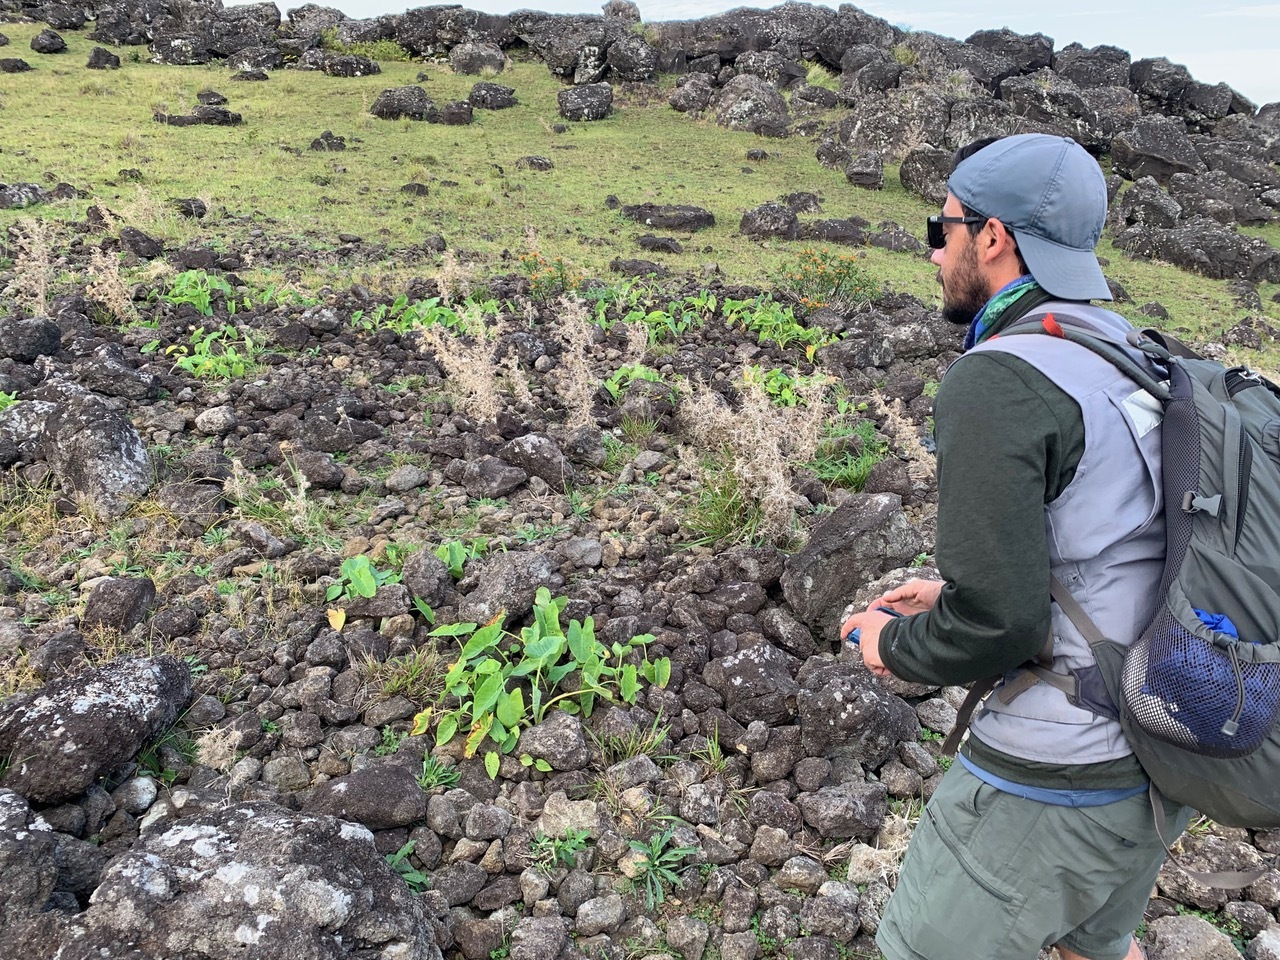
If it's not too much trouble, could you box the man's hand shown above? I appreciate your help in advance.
[840,579,943,679]
[839,608,899,678]
[875,578,943,616]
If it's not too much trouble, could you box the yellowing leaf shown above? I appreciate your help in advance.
[410,708,433,737]
[327,608,346,631]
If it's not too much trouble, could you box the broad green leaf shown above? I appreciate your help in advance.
[435,714,459,746]
[484,751,500,779]
[567,619,593,662]
[620,664,639,703]
[654,657,671,688]
[560,700,581,715]
[523,633,565,662]
[472,673,505,719]
[520,753,533,766]
[495,687,524,728]
[545,662,576,686]
[457,621,504,661]
[429,622,478,638]
[501,729,520,752]
[472,659,501,676]
[629,632,656,647]
[343,557,378,598]
[535,758,552,772]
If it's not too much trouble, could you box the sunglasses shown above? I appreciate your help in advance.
[926,214,986,249]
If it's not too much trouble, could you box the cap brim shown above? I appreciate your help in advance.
[1015,231,1113,302]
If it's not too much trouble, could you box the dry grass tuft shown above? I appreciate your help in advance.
[357,646,445,706]
[87,247,139,324]
[434,249,473,305]
[194,724,245,773]
[870,390,936,484]
[679,367,827,544]
[420,308,504,423]
[3,217,59,316]
[551,295,600,430]
[844,799,920,887]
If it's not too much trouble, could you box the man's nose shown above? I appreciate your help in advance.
[930,247,944,267]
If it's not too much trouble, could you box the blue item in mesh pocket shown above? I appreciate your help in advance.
[1139,619,1280,756]
[1194,609,1240,639]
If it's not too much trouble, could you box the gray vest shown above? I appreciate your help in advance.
[961,305,1167,765]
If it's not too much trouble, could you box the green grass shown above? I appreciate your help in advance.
[0,20,1276,374]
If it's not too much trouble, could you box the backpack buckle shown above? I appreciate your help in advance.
[1182,491,1222,516]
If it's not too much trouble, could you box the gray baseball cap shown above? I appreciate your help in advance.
[948,134,1112,301]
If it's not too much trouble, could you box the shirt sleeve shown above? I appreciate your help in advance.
[878,350,1085,686]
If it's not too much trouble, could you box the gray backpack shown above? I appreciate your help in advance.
[1012,309,1280,830]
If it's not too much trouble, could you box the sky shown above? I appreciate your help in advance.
[241,0,1280,107]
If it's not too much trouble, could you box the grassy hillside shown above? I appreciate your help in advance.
[2,18,1278,372]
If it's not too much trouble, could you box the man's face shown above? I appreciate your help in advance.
[931,195,989,327]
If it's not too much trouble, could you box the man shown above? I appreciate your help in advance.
[840,135,1190,960]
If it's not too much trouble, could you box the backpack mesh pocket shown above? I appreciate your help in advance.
[1122,605,1280,758]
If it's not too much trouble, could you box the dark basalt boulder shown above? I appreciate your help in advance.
[37,3,86,30]
[30,29,67,54]
[740,201,799,239]
[370,85,435,121]
[468,81,517,109]
[1112,116,1207,184]
[450,40,505,75]
[227,44,283,72]
[1114,215,1280,283]
[606,34,657,83]
[509,11,627,84]
[713,73,789,135]
[0,656,191,804]
[1053,43,1131,88]
[620,203,715,231]
[149,33,211,65]
[86,46,121,69]
[557,82,613,122]
[1169,170,1276,226]
[734,49,806,89]
[321,53,380,77]
[0,182,49,207]
[965,27,1052,74]
[669,72,715,113]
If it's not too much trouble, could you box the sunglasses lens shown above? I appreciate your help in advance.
[926,217,944,249]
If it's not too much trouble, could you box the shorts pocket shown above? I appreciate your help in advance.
[926,793,1023,904]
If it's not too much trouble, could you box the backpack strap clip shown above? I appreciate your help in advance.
[1181,491,1222,516]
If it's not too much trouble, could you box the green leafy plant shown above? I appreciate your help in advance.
[351,295,476,336]
[372,725,407,757]
[0,391,18,412]
[326,555,399,603]
[417,754,461,790]
[385,840,432,893]
[164,269,234,316]
[530,828,591,874]
[603,363,664,404]
[628,824,699,908]
[518,252,583,301]
[723,295,834,358]
[165,325,263,379]
[434,538,489,579]
[411,588,672,778]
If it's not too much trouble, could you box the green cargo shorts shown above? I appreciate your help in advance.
[876,762,1192,960]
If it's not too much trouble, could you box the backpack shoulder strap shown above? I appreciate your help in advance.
[999,307,1172,403]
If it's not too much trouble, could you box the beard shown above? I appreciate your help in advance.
[939,244,989,326]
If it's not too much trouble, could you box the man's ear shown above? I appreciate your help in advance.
[978,218,1018,265]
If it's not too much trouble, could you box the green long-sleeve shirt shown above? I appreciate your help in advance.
[878,299,1146,788]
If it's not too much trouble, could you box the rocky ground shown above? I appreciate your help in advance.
[0,206,1278,960]
[2,0,1280,957]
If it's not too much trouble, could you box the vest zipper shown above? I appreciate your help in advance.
[1237,429,1252,548]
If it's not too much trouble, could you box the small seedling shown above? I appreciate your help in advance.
[385,840,431,893]
[417,754,460,790]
